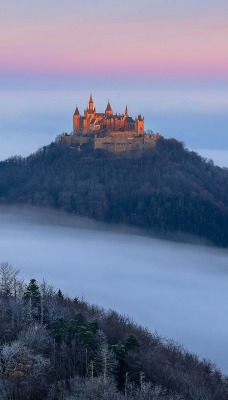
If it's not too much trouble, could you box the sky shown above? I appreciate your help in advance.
[0,0,228,165]
[1,206,228,373]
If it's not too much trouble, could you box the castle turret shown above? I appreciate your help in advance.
[73,105,81,132]
[105,100,113,116]
[135,114,144,135]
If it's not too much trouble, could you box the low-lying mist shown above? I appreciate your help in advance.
[0,206,228,373]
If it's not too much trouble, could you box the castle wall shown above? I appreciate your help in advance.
[62,131,158,153]
[109,130,140,137]
[62,134,89,146]
[94,135,156,152]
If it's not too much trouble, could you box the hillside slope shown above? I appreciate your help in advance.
[0,137,227,246]
[0,263,228,400]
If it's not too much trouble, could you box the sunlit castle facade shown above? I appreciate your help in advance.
[73,95,144,135]
[62,95,158,152]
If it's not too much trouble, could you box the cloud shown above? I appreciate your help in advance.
[0,206,228,372]
[1,5,228,79]
[1,87,228,160]
[2,1,228,22]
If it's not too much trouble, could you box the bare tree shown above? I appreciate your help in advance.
[95,343,118,383]
[0,262,22,298]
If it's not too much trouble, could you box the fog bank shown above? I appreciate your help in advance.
[0,206,228,373]
[0,89,228,167]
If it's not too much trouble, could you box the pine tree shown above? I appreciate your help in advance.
[23,278,41,321]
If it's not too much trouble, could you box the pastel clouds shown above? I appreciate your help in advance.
[1,4,228,79]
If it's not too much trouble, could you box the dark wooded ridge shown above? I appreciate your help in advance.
[0,136,227,246]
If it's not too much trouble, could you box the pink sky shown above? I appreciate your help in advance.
[1,2,228,79]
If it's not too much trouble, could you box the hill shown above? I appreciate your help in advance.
[0,262,228,400]
[0,136,227,246]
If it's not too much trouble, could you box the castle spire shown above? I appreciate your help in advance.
[74,105,80,115]
[89,94,94,112]
[105,99,113,116]
[125,105,128,116]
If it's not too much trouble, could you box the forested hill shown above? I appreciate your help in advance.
[0,136,227,246]
[1,262,228,400]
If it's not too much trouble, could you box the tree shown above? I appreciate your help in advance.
[0,262,22,298]
[61,376,125,400]
[123,334,140,352]
[19,324,52,356]
[95,343,118,382]
[0,340,50,400]
[23,279,41,321]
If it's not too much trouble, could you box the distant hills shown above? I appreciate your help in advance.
[0,136,227,247]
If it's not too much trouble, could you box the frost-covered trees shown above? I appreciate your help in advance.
[0,261,22,298]
[0,340,50,400]
[95,343,118,382]
[63,376,125,400]
[62,377,185,400]
[19,324,52,355]
[0,263,228,400]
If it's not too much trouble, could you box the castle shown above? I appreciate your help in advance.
[73,95,144,135]
[62,95,158,152]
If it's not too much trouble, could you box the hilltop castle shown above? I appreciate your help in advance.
[73,95,144,135]
[62,95,158,152]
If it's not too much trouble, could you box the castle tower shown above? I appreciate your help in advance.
[135,114,144,134]
[88,94,94,112]
[105,100,113,116]
[73,106,81,132]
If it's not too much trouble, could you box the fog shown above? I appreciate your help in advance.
[0,89,228,167]
[0,206,228,373]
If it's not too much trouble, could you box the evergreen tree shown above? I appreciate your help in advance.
[23,278,41,320]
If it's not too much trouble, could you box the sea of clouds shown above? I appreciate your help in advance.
[0,206,227,373]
